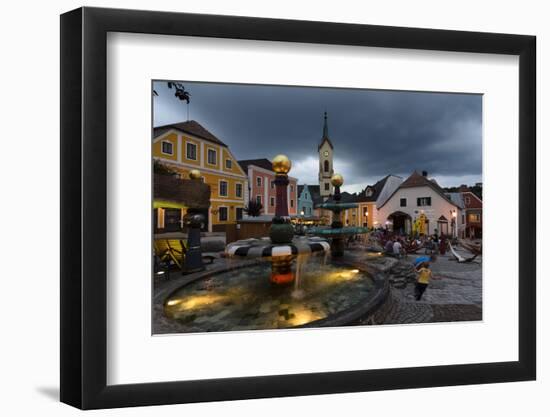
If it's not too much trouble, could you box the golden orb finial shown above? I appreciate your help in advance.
[272,154,291,174]
[189,169,201,180]
[331,173,344,187]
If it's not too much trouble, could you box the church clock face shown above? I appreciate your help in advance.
[323,150,329,157]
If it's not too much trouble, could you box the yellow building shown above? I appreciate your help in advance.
[340,175,402,230]
[153,120,247,232]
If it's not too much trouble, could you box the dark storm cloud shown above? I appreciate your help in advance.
[153,81,482,190]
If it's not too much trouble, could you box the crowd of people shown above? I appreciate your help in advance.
[370,229,448,301]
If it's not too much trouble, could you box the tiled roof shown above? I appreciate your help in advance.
[355,175,391,202]
[238,158,274,172]
[154,120,227,147]
[445,192,465,209]
[379,171,462,209]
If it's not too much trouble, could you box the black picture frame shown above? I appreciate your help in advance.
[60,6,536,410]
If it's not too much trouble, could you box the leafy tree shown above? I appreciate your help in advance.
[244,200,263,217]
[153,160,178,176]
[152,81,191,103]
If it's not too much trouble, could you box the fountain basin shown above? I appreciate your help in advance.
[161,257,387,333]
[226,236,330,285]
[317,202,359,211]
[308,226,370,236]
[226,236,330,258]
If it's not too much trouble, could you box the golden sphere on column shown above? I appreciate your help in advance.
[189,169,201,179]
[272,154,292,174]
[331,173,344,187]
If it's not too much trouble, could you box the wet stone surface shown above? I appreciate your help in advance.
[365,247,482,325]
[160,256,375,333]
[153,246,482,333]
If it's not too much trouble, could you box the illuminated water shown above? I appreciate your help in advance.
[164,257,375,333]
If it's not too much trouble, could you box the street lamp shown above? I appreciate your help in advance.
[450,209,457,238]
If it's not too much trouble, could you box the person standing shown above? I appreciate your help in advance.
[414,261,435,301]
[393,239,403,258]
[384,238,394,255]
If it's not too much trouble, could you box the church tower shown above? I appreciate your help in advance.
[318,112,334,199]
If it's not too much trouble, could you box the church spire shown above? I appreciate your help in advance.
[322,111,329,139]
[318,111,334,150]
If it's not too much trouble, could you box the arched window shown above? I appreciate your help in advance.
[324,160,329,172]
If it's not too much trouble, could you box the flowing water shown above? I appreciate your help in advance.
[164,256,374,333]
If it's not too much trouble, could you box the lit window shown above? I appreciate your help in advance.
[468,213,481,222]
[186,142,197,160]
[235,183,243,198]
[161,141,173,155]
[225,159,232,169]
[207,149,217,165]
[219,181,228,196]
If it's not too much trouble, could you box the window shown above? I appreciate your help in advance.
[464,196,471,205]
[186,142,197,160]
[235,183,243,198]
[324,160,329,172]
[400,198,407,207]
[225,159,232,169]
[270,181,275,189]
[324,182,330,191]
[256,195,262,205]
[290,199,294,207]
[219,181,228,197]
[366,188,373,197]
[469,213,481,222]
[417,197,432,206]
[218,207,228,221]
[270,197,275,207]
[236,207,243,220]
[290,185,294,192]
[161,141,173,155]
[207,149,217,165]
[256,177,262,187]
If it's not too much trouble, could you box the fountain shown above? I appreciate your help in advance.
[226,154,330,285]
[158,156,388,333]
[308,173,370,257]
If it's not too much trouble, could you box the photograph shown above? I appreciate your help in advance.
[152,80,483,334]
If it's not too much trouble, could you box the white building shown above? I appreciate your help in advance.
[376,171,464,236]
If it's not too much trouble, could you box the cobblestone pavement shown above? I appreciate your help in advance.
[153,247,482,331]
[372,248,482,324]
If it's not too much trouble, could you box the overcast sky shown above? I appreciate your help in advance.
[153,81,482,193]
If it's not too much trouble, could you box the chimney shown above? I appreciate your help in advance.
[422,170,428,177]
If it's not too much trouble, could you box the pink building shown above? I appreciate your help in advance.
[238,159,298,216]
